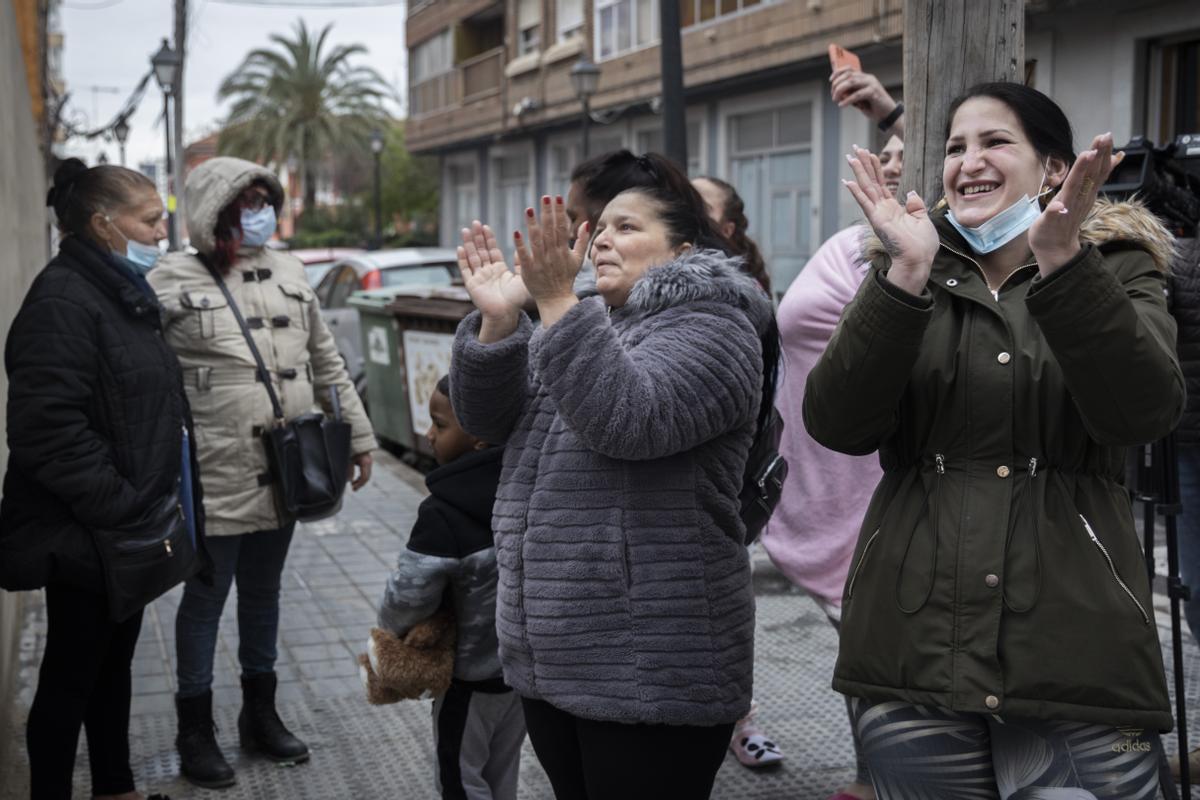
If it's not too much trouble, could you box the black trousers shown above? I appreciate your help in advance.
[521,697,734,800]
[26,582,143,799]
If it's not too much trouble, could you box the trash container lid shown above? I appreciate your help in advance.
[346,285,423,310]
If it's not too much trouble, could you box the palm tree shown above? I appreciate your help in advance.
[217,20,393,219]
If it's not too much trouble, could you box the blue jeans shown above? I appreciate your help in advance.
[175,524,295,698]
[1178,442,1200,643]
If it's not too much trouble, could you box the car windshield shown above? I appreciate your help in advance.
[379,264,455,288]
[305,264,333,286]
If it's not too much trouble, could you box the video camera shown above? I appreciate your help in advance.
[1101,134,1200,236]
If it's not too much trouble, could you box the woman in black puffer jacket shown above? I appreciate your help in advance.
[0,158,206,800]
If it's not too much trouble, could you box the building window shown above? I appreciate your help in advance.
[596,0,658,60]
[1148,36,1200,145]
[411,29,453,84]
[727,102,814,294]
[557,0,585,41]
[635,122,703,175]
[446,161,479,236]
[492,153,532,258]
[679,0,769,27]
[410,29,454,115]
[518,0,542,55]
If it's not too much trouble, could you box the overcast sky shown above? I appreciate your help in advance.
[58,0,408,170]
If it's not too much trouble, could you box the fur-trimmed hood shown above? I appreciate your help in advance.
[861,197,1176,272]
[184,156,284,255]
[613,247,774,335]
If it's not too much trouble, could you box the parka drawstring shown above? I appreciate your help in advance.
[895,453,943,615]
[1003,457,1043,614]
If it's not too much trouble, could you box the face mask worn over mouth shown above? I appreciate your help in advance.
[240,205,277,247]
[107,216,162,275]
[946,165,1053,254]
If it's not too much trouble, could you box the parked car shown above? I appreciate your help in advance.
[289,247,368,287]
[315,248,460,408]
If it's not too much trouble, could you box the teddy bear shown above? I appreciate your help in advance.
[357,609,456,705]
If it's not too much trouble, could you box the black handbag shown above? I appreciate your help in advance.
[92,484,198,622]
[203,259,353,523]
[739,408,788,546]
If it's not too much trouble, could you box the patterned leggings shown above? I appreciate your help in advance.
[851,699,1161,799]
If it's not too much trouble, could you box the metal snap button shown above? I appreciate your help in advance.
[997,352,1011,364]
[985,695,1000,710]
[201,297,211,308]
[985,574,999,588]
[945,278,959,287]
[996,466,1011,478]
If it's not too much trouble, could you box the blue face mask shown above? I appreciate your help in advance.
[946,167,1053,254]
[107,216,161,275]
[240,205,277,247]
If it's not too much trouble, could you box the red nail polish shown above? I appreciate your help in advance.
[514,231,521,238]
[556,196,563,205]
[542,195,550,204]
[526,208,534,217]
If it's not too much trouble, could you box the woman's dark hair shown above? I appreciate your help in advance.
[612,153,781,439]
[46,157,156,240]
[695,176,771,295]
[570,150,670,229]
[610,153,732,256]
[211,178,276,272]
[945,82,1076,171]
[435,375,450,397]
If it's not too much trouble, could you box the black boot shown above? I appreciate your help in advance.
[238,672,310,763]
[175,691,236,788]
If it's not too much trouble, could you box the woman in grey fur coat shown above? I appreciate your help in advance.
[450,153,772,799]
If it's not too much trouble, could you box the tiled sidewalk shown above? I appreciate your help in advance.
[4,449,1200,799]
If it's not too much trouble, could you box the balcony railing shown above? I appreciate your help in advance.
[460,46,504,101]
[410,72,460,117]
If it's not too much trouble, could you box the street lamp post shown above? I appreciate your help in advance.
[151,38,181,250]
[370,129,384,250]
[569,56,601,159]
[113,117,129,166]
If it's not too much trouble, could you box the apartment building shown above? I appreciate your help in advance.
[407,0,1199,296]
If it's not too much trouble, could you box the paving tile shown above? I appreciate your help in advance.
[288,643,353,663]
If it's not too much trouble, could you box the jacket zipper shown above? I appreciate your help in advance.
[938,241,1037,297]
[846,528,881,599]
[1079,514,1150,624]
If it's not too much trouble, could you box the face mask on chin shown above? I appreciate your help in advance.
[240,205,277,248]
[106,216,161,275]
[946,165,1054,254]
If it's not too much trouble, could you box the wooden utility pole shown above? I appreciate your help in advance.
[902,0,1024,202]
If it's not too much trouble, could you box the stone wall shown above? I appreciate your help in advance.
[0,0,49,772]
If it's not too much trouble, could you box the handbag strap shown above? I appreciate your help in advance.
[197,254,286,422]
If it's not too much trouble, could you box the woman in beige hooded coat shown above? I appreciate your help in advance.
[149,156,375,788]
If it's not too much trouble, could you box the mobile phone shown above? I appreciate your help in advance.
[828,43,862,74]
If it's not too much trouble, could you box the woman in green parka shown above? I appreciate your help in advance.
[805,82,1182,798]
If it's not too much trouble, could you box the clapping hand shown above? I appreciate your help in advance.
[1028,132,1125,275]
[513,195,589,303]
[457,221,530,342]
[843,145,940,295]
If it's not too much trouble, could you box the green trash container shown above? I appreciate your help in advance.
[347,287,412,449]
[349,286,476,458]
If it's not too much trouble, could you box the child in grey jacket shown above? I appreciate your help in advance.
[378,376,524,800]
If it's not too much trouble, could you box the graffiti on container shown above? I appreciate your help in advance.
[403,330,455,436]
[368,326,391,366]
